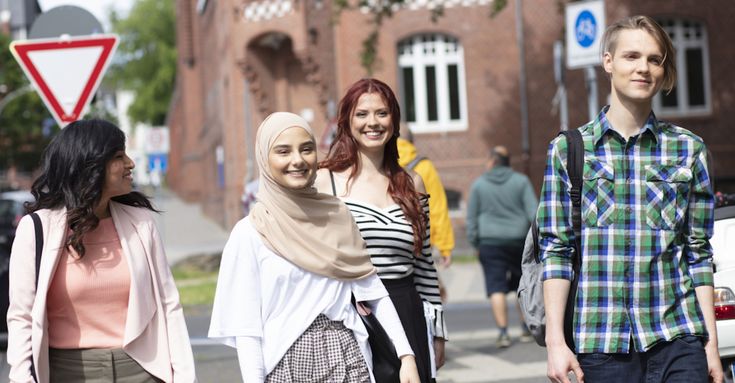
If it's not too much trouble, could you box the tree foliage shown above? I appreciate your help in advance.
[108,0,176,126]
[0,33,55,172]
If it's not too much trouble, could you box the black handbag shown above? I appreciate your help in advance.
[352,297,401,383]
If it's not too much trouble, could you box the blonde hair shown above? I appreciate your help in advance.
[601,15,677,92]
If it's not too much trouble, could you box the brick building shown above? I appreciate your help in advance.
[169,0,735,247]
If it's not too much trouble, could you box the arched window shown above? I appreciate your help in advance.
[653,18,711,117]
[398,33,468,133]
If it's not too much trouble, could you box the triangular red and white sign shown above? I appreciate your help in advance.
[10,34,118,128]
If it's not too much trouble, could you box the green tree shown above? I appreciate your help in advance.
[108,0,176,126]
[0,33,55,172]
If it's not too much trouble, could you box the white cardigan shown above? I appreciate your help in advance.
[208,218,413,382]
[6,203,197,383]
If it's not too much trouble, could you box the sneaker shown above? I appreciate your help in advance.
[496,333,512,348]
[519,330,534,343]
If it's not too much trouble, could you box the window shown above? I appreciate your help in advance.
[398,34,468,133]
[653,19,711,117]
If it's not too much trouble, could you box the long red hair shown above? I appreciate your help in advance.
[320,78,427,255]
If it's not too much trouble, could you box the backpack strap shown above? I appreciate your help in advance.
[560,129,584,270]
[559,129,584,353]
[404,156,427,171]
[532,130,584,263]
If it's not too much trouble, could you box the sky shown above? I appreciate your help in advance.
[37,0,133,30]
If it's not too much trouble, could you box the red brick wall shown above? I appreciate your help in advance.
[168,0,735,237]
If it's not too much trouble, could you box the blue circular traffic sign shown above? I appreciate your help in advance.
[575,10,597,48]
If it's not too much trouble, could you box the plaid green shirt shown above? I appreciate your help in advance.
[538,107,715,354]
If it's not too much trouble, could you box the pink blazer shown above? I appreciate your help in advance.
[6,202,197,383]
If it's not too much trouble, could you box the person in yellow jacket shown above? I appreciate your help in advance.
[397,124,455,267]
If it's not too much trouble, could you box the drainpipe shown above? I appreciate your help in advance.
[515,0,530,174]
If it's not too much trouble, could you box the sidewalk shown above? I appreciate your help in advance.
[439,260,487,304]
[148,187,230,266]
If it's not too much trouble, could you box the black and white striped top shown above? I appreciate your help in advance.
[342,196,442,306]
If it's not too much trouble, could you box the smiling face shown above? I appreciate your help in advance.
[102,149,135,200]
[350,92,394,153]
[604,28,665,106]
[268,127,317,190]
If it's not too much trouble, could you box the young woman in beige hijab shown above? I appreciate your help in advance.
[208,112,420,382]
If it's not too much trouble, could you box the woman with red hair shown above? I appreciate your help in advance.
[316,78,447,382]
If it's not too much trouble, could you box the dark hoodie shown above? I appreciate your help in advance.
[466,166,538,247]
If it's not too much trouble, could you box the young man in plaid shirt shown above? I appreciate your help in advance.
[539,16,723,383]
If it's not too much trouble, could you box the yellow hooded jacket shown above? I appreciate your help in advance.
[397,138,455,258]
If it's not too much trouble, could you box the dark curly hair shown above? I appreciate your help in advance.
[319,78,427,255]
[27,119,157,257]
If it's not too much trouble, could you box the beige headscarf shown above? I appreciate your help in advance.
[249,112,376,280]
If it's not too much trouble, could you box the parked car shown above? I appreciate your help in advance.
[0,190,34,347]
[712,193,735,380]
[0,190,34,249]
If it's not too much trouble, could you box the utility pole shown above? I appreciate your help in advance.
[553,41,569,131]
[515,0,530,174]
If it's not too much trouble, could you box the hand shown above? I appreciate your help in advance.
[438,255,452,268]
[704,340,723,383]
[434,338,446,369]
[546,343,583,383]
[399,355,420,383]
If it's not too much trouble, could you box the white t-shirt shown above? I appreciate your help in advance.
[208,218,412,382]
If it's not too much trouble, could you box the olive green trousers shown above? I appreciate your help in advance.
[49,348,163,383]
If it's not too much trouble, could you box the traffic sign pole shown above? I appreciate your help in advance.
[565,0,605,122]
[585,66,599,122]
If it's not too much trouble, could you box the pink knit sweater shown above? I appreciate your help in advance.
[46,217,131,349]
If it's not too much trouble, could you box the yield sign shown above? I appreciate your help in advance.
[9,34,119,127]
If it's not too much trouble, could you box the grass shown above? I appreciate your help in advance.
[450,253,479,264]
[171,253,477,307]
[172,265,218,307]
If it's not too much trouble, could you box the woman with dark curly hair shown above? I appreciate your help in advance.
[6,120,197,383]
[315,78,448,382]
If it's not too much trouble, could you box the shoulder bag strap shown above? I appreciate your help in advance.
[29,213,43,289]
[405,156,427,171]
[28,212,42,383]
[329,170,337,197]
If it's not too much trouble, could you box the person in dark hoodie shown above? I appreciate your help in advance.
[466,146,537,348]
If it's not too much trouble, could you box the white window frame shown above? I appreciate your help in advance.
[398,34,468,133]
[653,19,712,118]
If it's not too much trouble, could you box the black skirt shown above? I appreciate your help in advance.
[382,276,432,383]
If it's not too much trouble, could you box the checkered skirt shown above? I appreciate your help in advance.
[266,314,371,382]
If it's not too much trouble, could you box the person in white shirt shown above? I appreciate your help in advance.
[208,112,420,383]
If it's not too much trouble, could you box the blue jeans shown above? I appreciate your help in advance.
[577,335,708,383]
